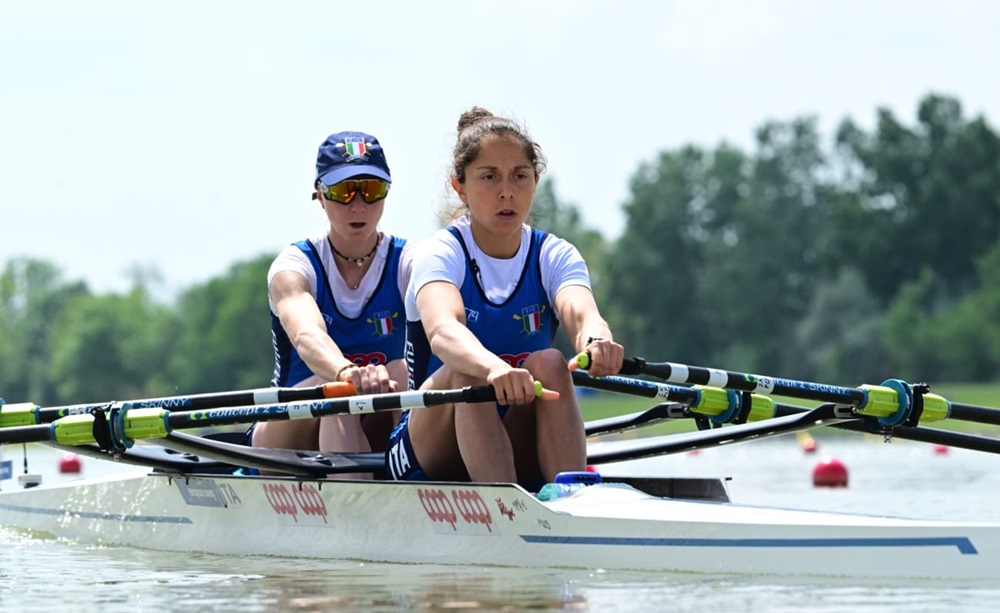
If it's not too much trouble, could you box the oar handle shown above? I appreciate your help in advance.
[573,352,644,376]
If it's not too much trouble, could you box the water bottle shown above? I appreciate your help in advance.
[536,470,602,501]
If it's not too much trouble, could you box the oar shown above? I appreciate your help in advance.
[574,354,954,428]
[572,371,776,426]
[0,382,358,429]
[0,383,553,449]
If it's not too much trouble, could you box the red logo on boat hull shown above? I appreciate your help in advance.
[418,488,493,533]
[263,483,329,525]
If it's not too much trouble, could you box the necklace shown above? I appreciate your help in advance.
[328,233,381,268]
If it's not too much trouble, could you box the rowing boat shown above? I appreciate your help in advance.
[3,359,1000,580]
[4,463,1000,580]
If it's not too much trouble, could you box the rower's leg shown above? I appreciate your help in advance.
[317,414,373,480]
[251,417,319,451]
[519,348,586,482]
[407,366,508,482]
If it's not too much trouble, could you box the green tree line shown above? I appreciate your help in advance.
[3,93,999,407]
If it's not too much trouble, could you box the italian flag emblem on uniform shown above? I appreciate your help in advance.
[373,311,394,336]
[519,304,543,334]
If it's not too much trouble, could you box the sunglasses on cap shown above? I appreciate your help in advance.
[313,179,391,204]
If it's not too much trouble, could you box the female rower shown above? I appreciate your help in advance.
[386,107,623,488]
[252,131,409,479]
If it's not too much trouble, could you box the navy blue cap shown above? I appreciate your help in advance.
[316,131,391,185]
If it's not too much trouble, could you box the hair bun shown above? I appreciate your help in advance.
[457,106,494,133]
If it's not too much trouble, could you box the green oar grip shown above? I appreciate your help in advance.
[857,384,899,419]
[919,394,951,423]
[746,395,777,421]
[122,408,170,441]
[691,386,776,423]
[0,402,40,428]
[50,406,170,447]
[691,386,732,416]
[857,382,950,425]
[51,414,99,446]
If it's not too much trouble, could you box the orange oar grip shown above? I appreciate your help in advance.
[321,382,358,398]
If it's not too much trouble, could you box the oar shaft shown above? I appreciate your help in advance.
[165,386,498,430]
[4,382,357,427]
[0,385,504,447]
[0,424,51,445]
[593,355,951,427]
[620,357,865,404]
[948,403,1000,427]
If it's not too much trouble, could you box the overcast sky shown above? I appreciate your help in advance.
[2,1,997,297]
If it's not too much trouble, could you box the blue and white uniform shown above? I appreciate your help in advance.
[244,233,409,451]
[270,234,409,386]
[386,215,590,481]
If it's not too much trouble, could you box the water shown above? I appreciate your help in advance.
[3,436,1000,612]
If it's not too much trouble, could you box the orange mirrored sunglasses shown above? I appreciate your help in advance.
[314,179,390,204]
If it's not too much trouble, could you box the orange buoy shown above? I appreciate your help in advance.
[812,456,848,487]
[58,452,82,474]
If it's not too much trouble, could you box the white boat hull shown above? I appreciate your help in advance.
[2,471,998,579]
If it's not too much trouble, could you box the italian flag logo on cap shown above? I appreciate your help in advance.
[344,136,367,159]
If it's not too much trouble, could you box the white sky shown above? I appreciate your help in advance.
[2,0,998,297]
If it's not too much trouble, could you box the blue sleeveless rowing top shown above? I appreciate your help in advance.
[405,227,556,389]
[271,236,407,387]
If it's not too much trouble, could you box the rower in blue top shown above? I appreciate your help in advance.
[386,106,623,489]
[251,131,411,479]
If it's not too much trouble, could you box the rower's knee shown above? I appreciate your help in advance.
[522,349,572,388]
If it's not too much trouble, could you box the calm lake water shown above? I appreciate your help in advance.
[3,434,1000,612]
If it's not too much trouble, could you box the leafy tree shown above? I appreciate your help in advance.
[794,268,886,384]
[604,146,711,363]
[47,288,178,403]
[167,255,276,393]
[882,268,950,380]
[0,259,89,405]
[834,94,1000,302]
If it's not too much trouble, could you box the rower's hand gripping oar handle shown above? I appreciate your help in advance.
[573,353,644,376]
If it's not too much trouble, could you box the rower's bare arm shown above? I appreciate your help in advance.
[416,280,507,379]
[270,270,355,381]
[555,285,622,377]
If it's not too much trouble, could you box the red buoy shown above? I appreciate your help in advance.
[812,456,848,487]
[58,452,82,474]
[933,444,949,455]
